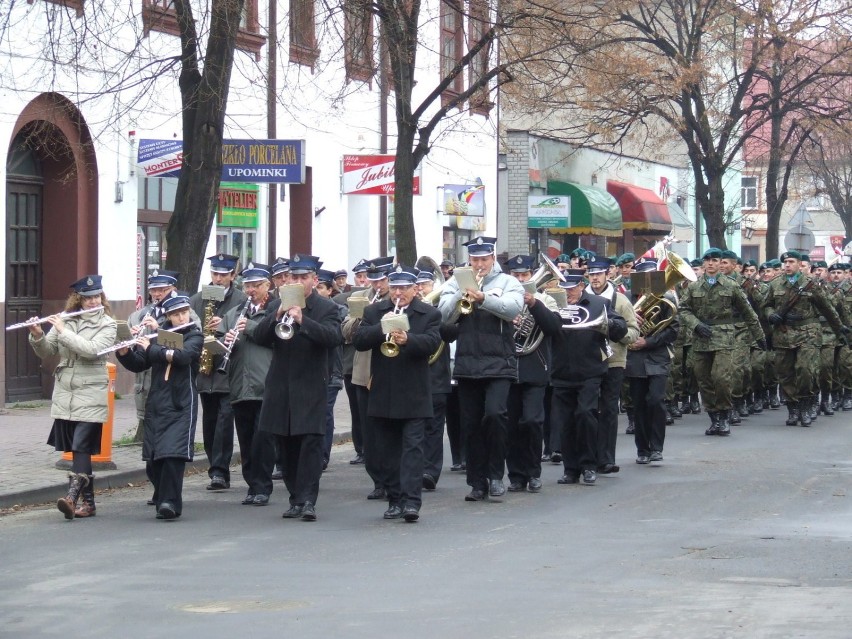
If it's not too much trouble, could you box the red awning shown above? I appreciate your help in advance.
[606,180,672,232]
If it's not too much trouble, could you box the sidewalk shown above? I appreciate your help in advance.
[0,393,353,509]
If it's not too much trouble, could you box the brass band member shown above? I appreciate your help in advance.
[353,265,442,522]
[438,236,525,501]
[255,254,343,521]
[189,254,247,491]
[315,268,347,469]
[116,293,203,520]
[217,263,275,506]
[29,275,117,519]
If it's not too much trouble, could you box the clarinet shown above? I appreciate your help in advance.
[216,300,251,375]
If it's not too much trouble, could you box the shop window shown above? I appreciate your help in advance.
[439,0,464,107]
[290,0,319,69]
[345,0,374,83]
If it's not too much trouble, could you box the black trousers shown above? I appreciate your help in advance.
[355,385,381,489]
[506,383,546,484]
[423,393,448,482]
[552,378,602,476]
[276,433,324,507]
[343,375,363,455]
[373,417,426,510]
[597,367,625,468]
[324,385,341,463]
[445,385,465,466]
[458,378,512,492]
[232,400,276,496]
[200,392,235,481]
[150,457,186,513]
[629,375,668,456]
[541,385,559,455]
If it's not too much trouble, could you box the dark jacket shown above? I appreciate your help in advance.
[116,322,203,462]
[190,284,247,393]
[517,294,563,386]
[256,291,343,437]
[353,298,442,419]
[551,291,627,385]
[217,297,274,403]
[625,292,680,378]
[429,323,458,395]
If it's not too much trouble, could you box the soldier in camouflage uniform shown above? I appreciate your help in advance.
[672,261,702,415]
[761,259,784,408]
[764,251,849,427]
[829,262,852,410]
[741,259,771,414]
[678,248,766,436]
[719,251,753,423]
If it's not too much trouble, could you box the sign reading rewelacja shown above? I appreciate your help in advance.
[138,139,306,184]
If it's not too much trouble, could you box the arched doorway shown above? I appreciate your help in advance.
[4,94,99,402]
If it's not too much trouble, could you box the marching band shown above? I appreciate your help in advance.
[27,239,852,523]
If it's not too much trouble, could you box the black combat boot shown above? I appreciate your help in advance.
[679,395,691,414]
[729,405,742,425]
[736,397,750,418]
[670,399,683,419]
[75,475,96,518]
[820,389,834,416]
[762,389,771,410]
[843,389,852,411]
[665,403,675,425]
[626,410,635,435]
[690,393,701,414]
[57,473,88,520]
[705,412,719,436]
[751,389,763,414]
[785,401,799,426]
[769,385,782,409]
[799,400,812,427]
[808,395,819,422]
[716,411,731,436]
[831,390,842,412]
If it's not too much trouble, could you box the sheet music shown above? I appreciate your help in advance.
[453,267,478,292]
[278,284,306,309]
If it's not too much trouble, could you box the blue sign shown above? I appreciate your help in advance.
[138,138,306,184]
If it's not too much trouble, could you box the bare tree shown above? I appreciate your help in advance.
[802,122,852,239]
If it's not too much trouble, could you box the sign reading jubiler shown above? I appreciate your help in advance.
[138,139,306,184]
[341,155,422,195]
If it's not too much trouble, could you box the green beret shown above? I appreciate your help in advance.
[689,258,703,268]
[780,250,802,261]
[616,253,635,266]
[800,253,810,262]
[768,259,782,268]
[702,248,723,260]
[720,250,738,260]
[828,262,844,272]
[743,259,758,268]
[758,262,768,270]
[813,260,828,269]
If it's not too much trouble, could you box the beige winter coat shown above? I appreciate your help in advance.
[29,309,117,422]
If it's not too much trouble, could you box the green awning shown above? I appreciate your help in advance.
[546,181,623,237]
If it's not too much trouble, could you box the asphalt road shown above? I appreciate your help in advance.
[2,409,852,639]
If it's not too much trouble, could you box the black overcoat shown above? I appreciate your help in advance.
[352,298,442,419]
[255,291,343,437]
[625,293,680,378]
[116,323,203,462]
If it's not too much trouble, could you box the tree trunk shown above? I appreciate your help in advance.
[392,127,418,265]
[165,0,243,291]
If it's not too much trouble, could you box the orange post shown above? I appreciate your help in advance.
[62,363,116,464]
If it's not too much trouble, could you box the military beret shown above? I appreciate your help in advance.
[743,259,758,268]
[720,250,738,260]
[828,262,844,272]
[812,260,828,269]
[779,250,803,262]
[702,248,723,260]
[689,258,703,268]
[800,253,810,262]
[768,259,782,268]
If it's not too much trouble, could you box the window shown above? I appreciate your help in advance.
[345,0,374,83]
[31,0,83,17]
[439,0,464,106]
[138,177,178,224]
[290,0,319,69]
[467,0,493,115]
[236,0,266,61]
[141,0,181,38]
[741,176,757,209]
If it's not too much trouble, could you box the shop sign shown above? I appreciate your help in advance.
[138,139,306,183]
[218,182,259,228]
[528,195,570,228]
[341,155,421,195]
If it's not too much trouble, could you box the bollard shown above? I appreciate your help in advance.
[60,362,117,470]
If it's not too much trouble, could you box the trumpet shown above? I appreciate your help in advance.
[7,306,104,331]
[275,314,296,340]
[459,270,484,315]
[97,321,195,356]
[380,299,403,357]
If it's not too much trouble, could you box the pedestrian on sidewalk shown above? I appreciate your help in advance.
[28,275,117,520]
[116,293,203,521]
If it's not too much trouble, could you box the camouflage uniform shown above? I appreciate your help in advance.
[726,270,754,421]
[744,278,771,413]
[679,274,764,435]
[764,272,846,426]
[817,281,848,415]
[833,277,852,410]
[671,281,700,414]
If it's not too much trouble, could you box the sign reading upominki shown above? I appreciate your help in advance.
[138,139,306,183]
[341,155,422,195]
[528,195,570,229]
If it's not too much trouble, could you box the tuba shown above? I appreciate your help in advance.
[416,256,448,365]
[514,254,566,355]
[633,251,695,337]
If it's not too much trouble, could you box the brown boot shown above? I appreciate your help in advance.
[74,475,96,518]
[57,473,88,520]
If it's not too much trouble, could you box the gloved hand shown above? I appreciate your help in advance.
[695,323,713,339]
[838,334,850,348]
[767,313,784,326]
[756,338,768,351]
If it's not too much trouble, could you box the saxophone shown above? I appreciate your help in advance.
[199,298,217,375]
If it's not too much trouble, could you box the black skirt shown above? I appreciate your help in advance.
[47,420,103,454]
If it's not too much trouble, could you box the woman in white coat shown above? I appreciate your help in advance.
[28,275,117,520]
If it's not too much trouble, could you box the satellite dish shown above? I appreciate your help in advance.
[784,228,815,252]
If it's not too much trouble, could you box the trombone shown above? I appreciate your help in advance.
[7,306,105,331]
[380,299,404,358]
